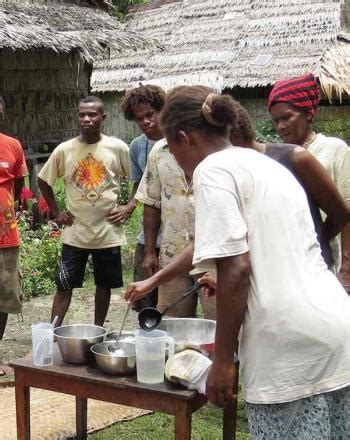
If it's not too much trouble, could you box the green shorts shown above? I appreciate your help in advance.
[0,247,22,314]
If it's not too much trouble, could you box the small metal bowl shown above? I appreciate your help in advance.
[105,330,135,344]
[54,324,106,364]
[91,341,136,375]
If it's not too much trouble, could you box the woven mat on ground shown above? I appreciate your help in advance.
[0,387,150,440]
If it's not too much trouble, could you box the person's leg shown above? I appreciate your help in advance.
[0,247,22,375]
[94,287,111,327]
[133,243,159,312]
[50,290,73,328]
[246,394,331,439]
[158,274,197,317]
[92,247,123,327]
[329,385,350,437]
[0,312,8,341]
[53,245,88,327]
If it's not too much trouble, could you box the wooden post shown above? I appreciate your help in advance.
[76,397,88,440]
[14,371,31,440]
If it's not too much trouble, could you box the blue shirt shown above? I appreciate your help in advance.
[130,134,156,183]
[129,134,160,246]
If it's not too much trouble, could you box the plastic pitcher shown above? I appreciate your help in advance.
[31,322,53,367]
[135,329,174,384]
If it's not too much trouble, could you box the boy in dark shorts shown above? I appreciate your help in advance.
[39,96,132,327]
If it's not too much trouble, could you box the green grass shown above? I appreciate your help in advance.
[88,401,250,439]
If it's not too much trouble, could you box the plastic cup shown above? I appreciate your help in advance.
[31,323,53,366]
[135,329,174,384]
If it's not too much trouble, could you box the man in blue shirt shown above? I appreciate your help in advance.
[121,85,165,310]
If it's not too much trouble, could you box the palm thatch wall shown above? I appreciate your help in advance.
[0,0,160,149]
[102,92,140,142]
[1,50,89,149]
[92,0,350,103]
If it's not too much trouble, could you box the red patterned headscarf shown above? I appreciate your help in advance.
[268,73,320,116]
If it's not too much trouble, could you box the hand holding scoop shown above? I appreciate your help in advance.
[138,281,201,331]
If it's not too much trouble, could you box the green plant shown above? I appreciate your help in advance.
[255,120,280,143]
[53,179,67,211]
[112,0,148,20]
[314,118,350,143]
[18,213,60,297]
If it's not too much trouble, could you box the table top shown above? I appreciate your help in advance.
[10,345,199,400]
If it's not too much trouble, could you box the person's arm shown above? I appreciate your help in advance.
[38,178,74,225]
[333,147,350,289]
[12,140,28,206]
[14,177,24,203]
[132,147,162,275]
[142,204,161,276]
[107,142,136,225]
[340,224,350,290]
[107,181,138,224]
[292,147,350,240]
[125,243,194,302]
[206,253,250,406]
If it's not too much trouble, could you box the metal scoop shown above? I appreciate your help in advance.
[107,304,131,354]
[138,281,201,331]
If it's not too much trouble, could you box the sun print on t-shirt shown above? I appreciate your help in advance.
[71,153,112,205]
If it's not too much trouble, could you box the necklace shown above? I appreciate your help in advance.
[302,132,317,149]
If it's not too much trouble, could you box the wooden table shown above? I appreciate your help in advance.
[10,346,237,440]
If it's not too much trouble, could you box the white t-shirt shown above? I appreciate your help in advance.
[193,147,350,404]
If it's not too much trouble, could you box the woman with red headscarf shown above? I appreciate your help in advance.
[269,73,350,290]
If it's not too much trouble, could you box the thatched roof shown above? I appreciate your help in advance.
[91,0,350,101]
[0,0,161,62]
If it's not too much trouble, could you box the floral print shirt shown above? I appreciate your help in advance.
[135,139,194,268]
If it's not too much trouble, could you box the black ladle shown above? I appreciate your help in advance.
[138,281,202,331]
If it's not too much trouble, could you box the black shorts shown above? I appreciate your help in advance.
[56,244,123,290]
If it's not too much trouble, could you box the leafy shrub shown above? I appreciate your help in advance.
[255,120,280,143]
[18,212,60,297]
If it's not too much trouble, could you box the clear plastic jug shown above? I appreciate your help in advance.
[135,329,174,384]
[31,322,53,366]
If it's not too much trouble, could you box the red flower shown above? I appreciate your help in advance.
[37,196,50,215]
[49,230,61,238]
[20,187,34,203]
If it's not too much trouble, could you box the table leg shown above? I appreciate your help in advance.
[15,375,30,440]
[223,362,239,439]
[175,403,192,440]
[223,401,237,440]
[76,397,87,440]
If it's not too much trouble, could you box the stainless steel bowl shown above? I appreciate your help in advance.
[105,331,135,343]
[54,324,106,364]
[158,318,216,356]
[91,341,136,375]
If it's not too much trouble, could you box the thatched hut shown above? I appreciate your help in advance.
[0,0,159,151]
[91,0,350,135]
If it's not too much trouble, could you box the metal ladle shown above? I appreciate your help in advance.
[107,304,131,354]
[138,281,201,331]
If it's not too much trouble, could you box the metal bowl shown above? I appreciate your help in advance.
[158,318,216,356]
[105,331,135,344]
[91,341,136,375]
[54,324,106,364]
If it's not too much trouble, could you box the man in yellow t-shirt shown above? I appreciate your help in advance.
[38,96,132,327]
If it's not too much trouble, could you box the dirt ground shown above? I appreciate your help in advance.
[0,287,136,369]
